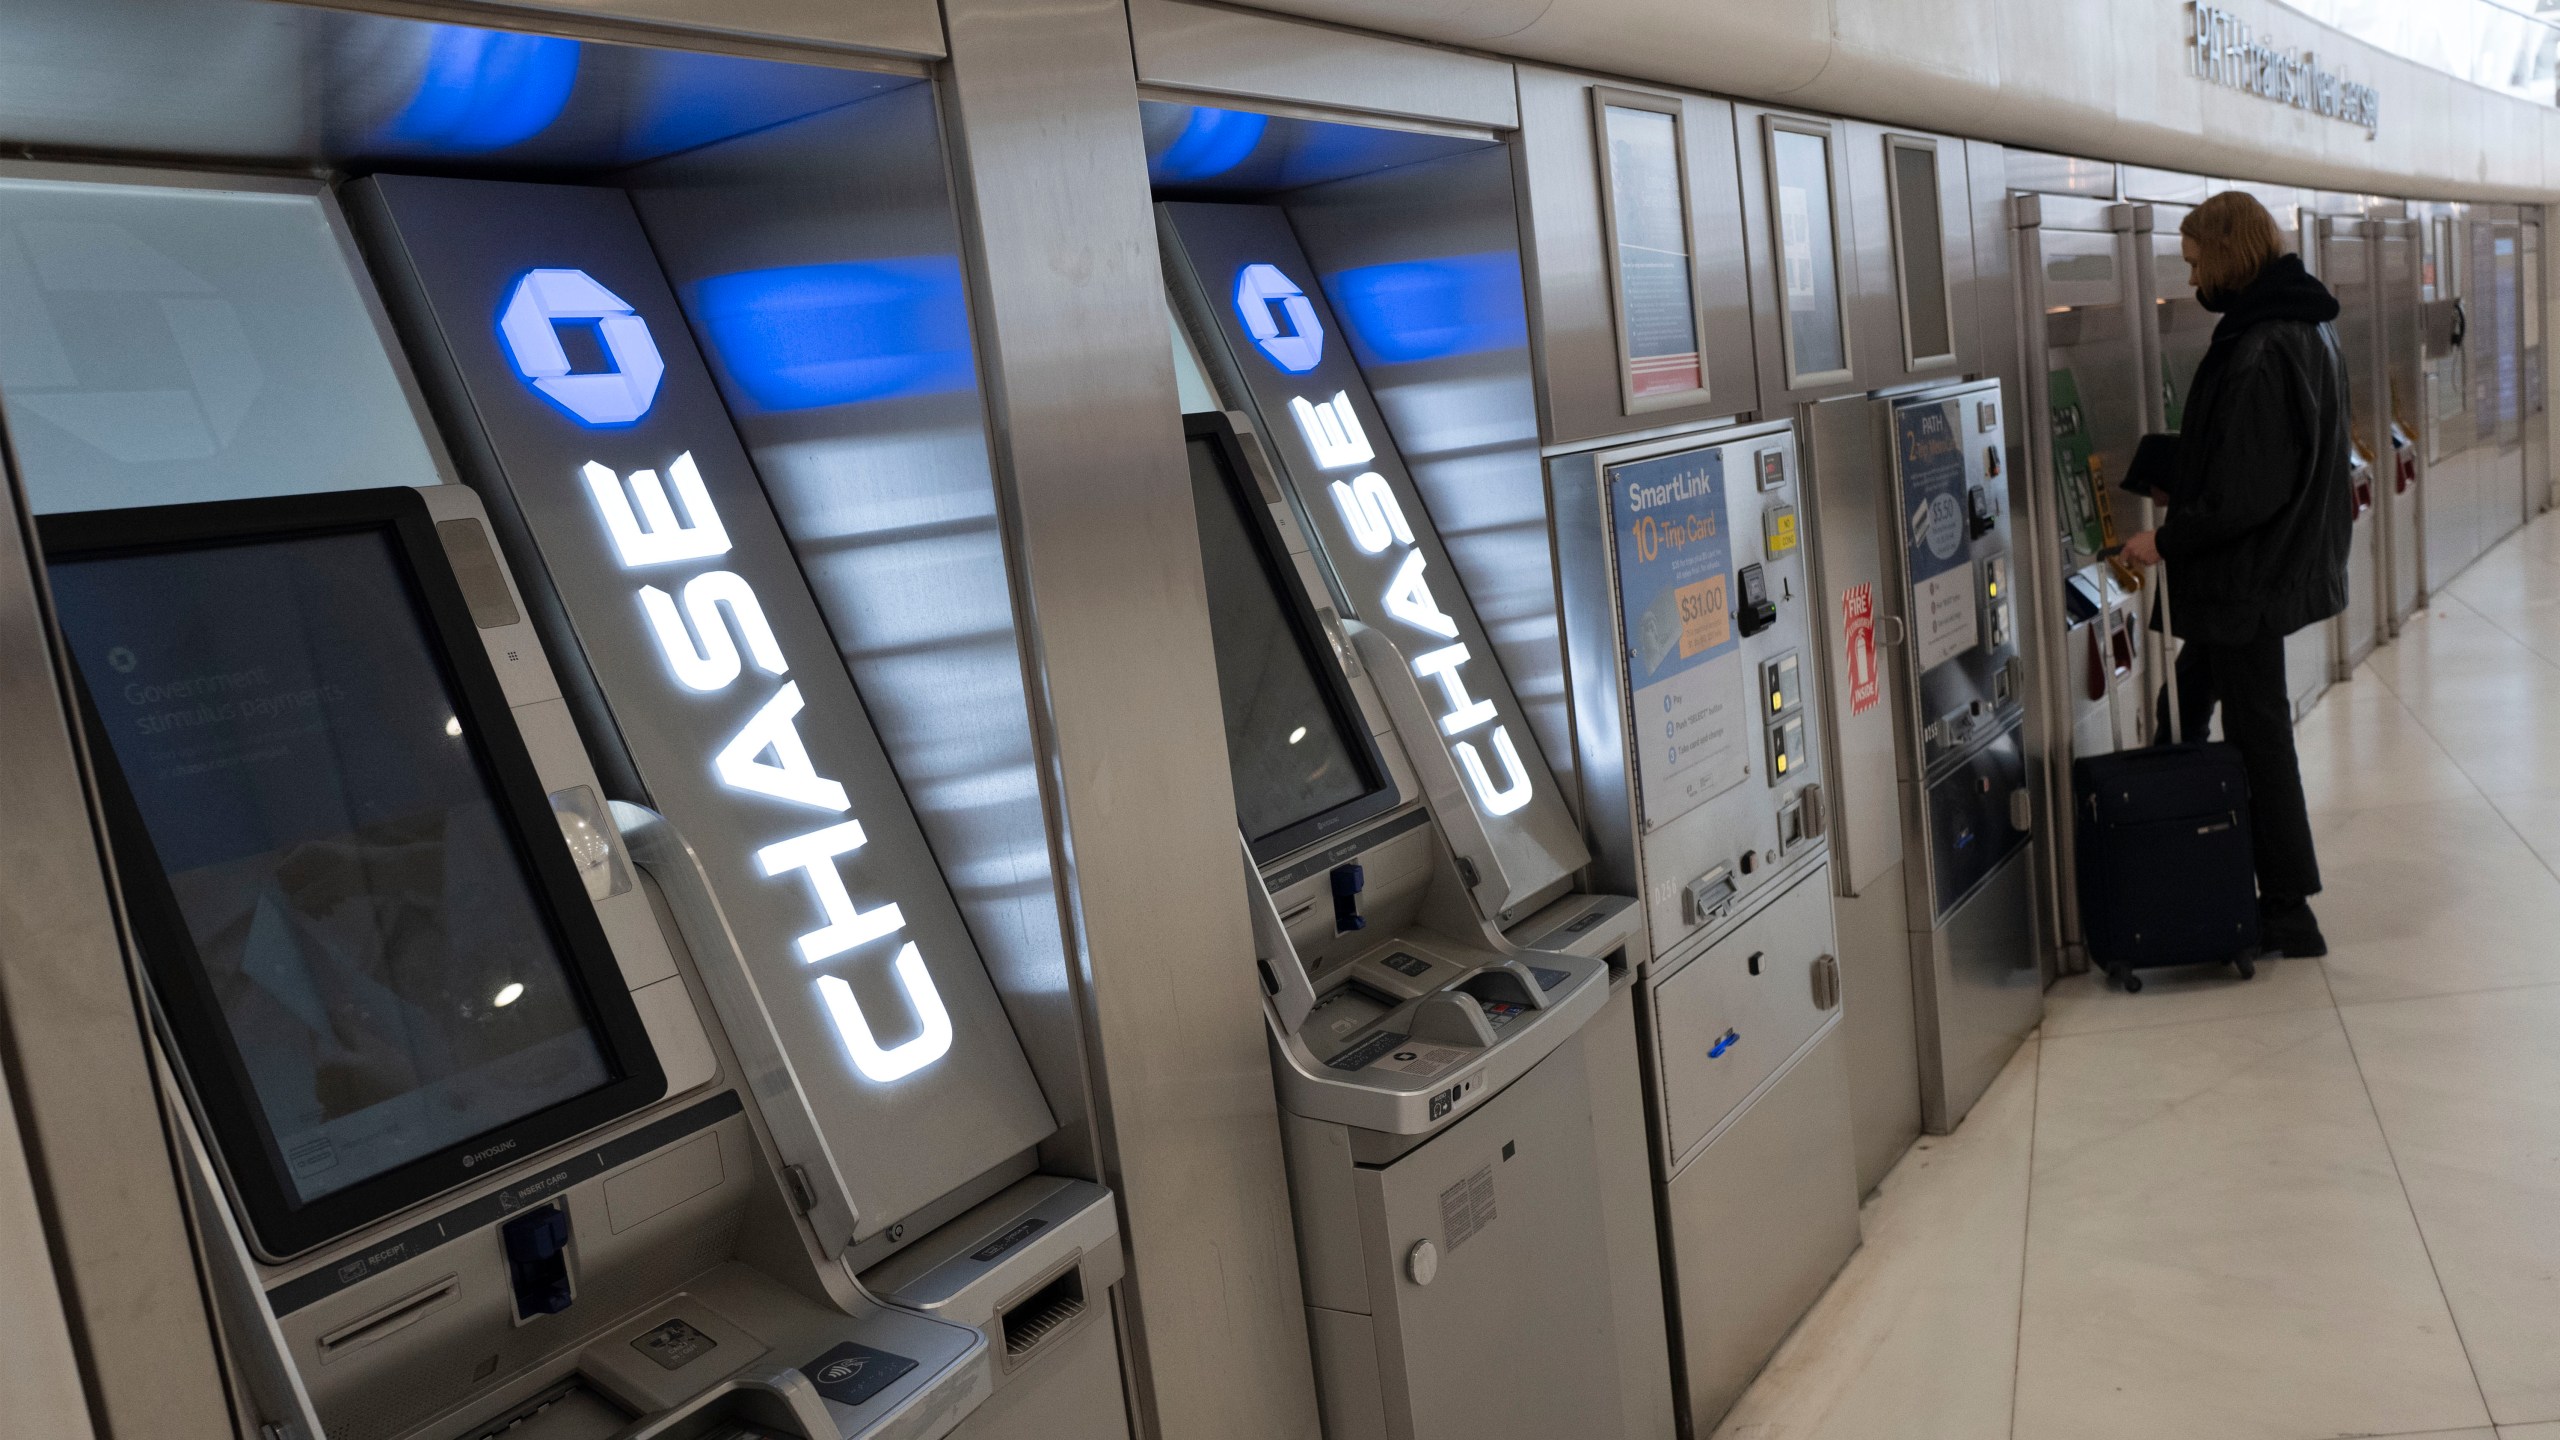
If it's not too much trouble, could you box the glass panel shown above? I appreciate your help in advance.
[50,528,611,1206]
[1186,435,1379,846]
[1769,126,1848,380]
[1601,104,1703,401]
[1888,142,1953,364]
[0,177,443,514]
[2275,0,2557,107]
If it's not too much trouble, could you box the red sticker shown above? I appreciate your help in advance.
[1843,583,1880,716]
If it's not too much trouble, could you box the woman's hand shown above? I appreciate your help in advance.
[2122,529,2163,567]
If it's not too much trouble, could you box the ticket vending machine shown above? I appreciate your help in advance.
[0,19,1133,1435]
[2377,215,2429,627]
[1157,199,1652,1440]
[2012,190,2153,968]
[1548,421,1863,1430]
[1802,380,2038,1127]
[2312,211,2391,671]
[1518,84,1873,1428]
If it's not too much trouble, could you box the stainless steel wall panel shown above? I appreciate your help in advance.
[0,0,918,175]
[371,0,946,56]
[0,1059,96,1440]
[938,4,1321,1435]
[0,434,236,1436]
[1129,0,1516,130]
[1844,123,1976,385]
[623,85,1098,1179]
[2002,150,2116,200]
[1799,395,1902,894]
[1514,69,1755,445]
[1833,870,1920,1194]
[2120,165,2210,205]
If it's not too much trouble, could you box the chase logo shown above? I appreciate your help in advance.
[498,268,664,426]
[1235,262,1323,374]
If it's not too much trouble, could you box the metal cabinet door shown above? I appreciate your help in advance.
[1355,1054,1627,1440]
[1649,867,1839,1166]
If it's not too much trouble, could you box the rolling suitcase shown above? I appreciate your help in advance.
[2070,567,2261,991]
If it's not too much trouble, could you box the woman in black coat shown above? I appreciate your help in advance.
[2122,190,2355,958]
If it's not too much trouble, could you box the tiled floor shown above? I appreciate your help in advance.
[1715,511,2560,1440]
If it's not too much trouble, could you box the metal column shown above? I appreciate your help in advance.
[0,442,237,1437]
[937,5,1321,1437]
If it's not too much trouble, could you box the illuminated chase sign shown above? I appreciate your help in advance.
[354,175,1052,1244]
[578,449,949,1080]
[1291,390,1529,815]
[1160,201,1589,916]
[500,269,664,426]
[1235,262,1324,374]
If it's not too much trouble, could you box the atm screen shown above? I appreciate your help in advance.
[1185,414,1395,861]
[44,489,660,1255]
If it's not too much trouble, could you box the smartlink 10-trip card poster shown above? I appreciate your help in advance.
[1608,446,1751,829]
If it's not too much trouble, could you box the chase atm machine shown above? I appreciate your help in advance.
[15,154,1122,1440]
[1160,203,1652,1440]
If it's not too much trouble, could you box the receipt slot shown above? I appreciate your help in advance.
[1164,199,1649,1440]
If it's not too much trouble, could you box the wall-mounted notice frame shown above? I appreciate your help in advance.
[1592,88,1711,413]
[1883,135,1958,371]
[1763,117,1853,389]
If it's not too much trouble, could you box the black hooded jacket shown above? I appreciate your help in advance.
[2156,252,2356,644]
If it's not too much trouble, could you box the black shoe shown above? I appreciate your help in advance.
[2256,899,2327,958]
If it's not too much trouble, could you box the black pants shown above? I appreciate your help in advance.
[2156,632,2323,903]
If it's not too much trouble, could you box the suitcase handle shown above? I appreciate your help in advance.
[2154,559,2181,745]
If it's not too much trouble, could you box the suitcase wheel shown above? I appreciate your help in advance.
[2108,965,2142,994]
[2235,954,2256,981]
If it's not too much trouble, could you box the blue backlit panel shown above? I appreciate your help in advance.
[1148,106,1269,185]
[692,259,974,411]
[1139,100,1491,195]
[378,27,579,154]
[1325,252,1529,366]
